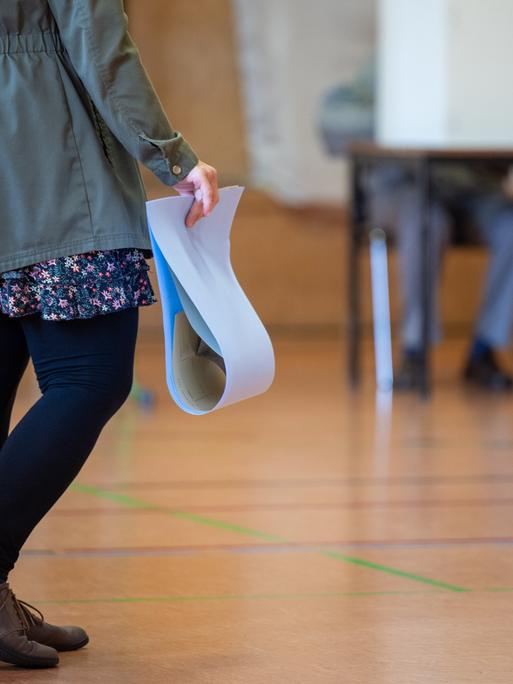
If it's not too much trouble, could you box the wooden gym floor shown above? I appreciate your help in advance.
[4,334,513,683]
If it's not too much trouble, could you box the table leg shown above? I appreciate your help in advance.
[418,158,432,398]
[348,156,363,387]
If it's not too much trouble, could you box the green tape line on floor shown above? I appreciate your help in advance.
[70,482,469,592]
[32,586,513,606]
[33,589,442,605]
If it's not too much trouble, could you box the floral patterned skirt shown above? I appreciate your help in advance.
[0,248,157,321]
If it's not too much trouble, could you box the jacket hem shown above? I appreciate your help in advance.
[0,232,153,274]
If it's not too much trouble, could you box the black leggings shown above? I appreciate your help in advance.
[0,308,139,581]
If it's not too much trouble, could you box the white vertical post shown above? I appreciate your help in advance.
[369,229,393,393]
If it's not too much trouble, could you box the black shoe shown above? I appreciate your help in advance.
[463,350,513,392]
[394,353,424,391]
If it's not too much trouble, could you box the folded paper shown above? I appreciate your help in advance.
[146,186,275,415]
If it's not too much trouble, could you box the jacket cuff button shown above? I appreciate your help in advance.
[172,164,182,176]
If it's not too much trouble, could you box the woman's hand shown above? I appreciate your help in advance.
[173,160,219,228]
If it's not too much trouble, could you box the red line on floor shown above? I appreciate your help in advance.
[22,536,513,557]
[75,473,513,490]
[49,496,513,515]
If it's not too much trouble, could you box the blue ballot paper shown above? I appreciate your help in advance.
[146,186,275,415]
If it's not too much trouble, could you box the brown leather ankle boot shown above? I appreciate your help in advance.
[20,599,89,652]
[0,582,59,668]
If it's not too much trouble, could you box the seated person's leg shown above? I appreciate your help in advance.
[370,184,450,390]
[465,195,513,391]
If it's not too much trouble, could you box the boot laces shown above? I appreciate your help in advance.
[10,592,44,631]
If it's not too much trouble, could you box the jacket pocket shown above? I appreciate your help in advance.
[89,98,114,168]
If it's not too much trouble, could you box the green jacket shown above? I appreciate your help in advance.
[0,0,199,272]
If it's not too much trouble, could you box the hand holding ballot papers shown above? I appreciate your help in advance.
[172,160,220,228]
[146,186,275,415]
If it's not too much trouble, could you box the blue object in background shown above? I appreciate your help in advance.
[370,228,393,393]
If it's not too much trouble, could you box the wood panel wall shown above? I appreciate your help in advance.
[128,0,248,184]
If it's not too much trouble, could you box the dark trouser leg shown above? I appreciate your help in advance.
[396,191,449,351]
[473,197,513,348]
[0,314,30,448]
[0,307,139,581]
[368,185,450,349]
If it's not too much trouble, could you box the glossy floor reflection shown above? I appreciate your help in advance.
[5,335,513,682]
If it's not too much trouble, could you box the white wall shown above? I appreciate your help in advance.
[232,0,375,205]
[377,0,448,146]
[378,0,513,147]
[450,0,513,145]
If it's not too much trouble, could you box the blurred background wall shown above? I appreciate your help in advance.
[378,0,513,147]
[232,0,375,205]
[127,0,488,338]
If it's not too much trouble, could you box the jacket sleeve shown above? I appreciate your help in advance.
[47,0,199,186]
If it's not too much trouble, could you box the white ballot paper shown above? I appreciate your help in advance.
[146,186,275,415]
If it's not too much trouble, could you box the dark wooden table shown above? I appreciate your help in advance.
[348,141,513,397]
